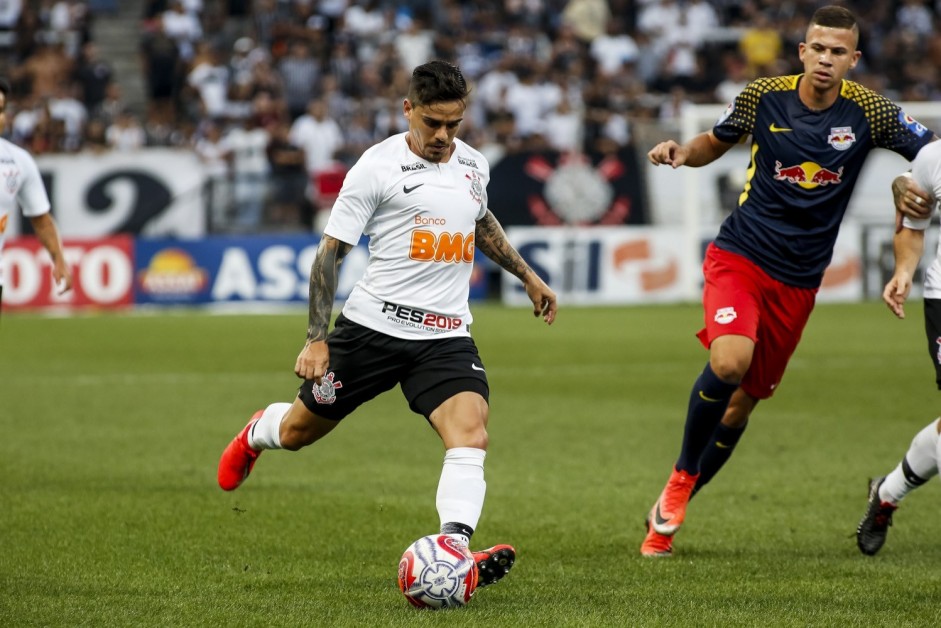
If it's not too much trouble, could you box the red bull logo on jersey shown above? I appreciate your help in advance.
[714,306,737,324]
[827,126,856,151]
[773,161,843,189]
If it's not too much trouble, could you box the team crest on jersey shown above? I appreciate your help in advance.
[312,371,343,405]
[900,112,928,137]
[466,171,483,203]
[3,168,19,194]
[714,306,737,324]
[827,127,855,151]
[716,103,734,126]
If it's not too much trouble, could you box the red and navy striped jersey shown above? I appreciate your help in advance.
[712,75,933,288]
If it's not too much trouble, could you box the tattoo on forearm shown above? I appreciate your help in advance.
[307,236,352,342]
[475,210,530,280]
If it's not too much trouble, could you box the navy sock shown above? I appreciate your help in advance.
[675,363,738,474]
[691,422,747,496]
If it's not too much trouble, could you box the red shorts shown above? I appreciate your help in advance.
[696,243,818,399]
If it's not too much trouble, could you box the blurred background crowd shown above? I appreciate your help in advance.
[2,0,941,232]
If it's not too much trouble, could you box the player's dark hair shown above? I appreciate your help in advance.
[0,77,10,97]
[810,5,858,33]
[407,60,470,107]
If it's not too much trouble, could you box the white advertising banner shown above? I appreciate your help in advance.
[6,149,207,239]
[502,225,863,305]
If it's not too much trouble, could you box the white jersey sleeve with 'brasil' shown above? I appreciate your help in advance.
[324,132,489,339]
[0,138,52,287]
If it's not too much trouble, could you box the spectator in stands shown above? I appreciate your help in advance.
[140,28,182,127]
[161,0,201,62]
[187,43,231,120]
[289,97,344,228]
[223,114,270,231]
[106,110,146,150]
[48,82,87,152]
[589,17,639,78]
[82,116,108,153]
[739,11,783,76]
[193,120,231,230]
[12,41,74,99]
[265,118,309,229]
[75,41,112,112]
[543,94,582,154]
[278,39,322,121]
[394,13,435,72]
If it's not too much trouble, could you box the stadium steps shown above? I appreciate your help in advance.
[91,0,147,115]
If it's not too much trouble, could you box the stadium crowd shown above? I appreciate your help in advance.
[2,0,941,230]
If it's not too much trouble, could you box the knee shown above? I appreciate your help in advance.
[466,426,489,451]
[709,354,749,383]
[444,421,489,451]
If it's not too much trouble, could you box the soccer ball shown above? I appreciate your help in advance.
[397,534,478,609]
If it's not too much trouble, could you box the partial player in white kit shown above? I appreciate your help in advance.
[0,78,72,311]
[217,61,557,588]
[857,139,941,555]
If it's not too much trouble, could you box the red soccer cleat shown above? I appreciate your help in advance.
[640,517,675,557]
[647,467,700,536]
[217,410,264,491]
[473,544,516,587]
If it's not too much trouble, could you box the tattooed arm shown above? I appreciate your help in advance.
[475,209,557,324]
[295,235,354,382]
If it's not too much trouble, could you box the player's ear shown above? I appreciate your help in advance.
[849,50,861,70]
[403,98,412,119]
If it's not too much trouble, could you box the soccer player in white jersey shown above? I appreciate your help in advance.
[0,78,72,311]
[217,61,557,587]
[857,140,941,555]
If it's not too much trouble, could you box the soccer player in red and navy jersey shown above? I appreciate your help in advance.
[641,5,937,557]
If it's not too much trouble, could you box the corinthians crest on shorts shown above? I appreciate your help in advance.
[312,371,343,404]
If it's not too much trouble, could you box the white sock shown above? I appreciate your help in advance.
[879,418,940,503]
[436,447,487,537]
[247,402,291,450]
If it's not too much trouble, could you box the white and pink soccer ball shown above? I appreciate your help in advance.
[397,534,478,609]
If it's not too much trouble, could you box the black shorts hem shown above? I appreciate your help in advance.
[409,377,490,419]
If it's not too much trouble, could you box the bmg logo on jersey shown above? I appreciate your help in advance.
[409,230,475,263]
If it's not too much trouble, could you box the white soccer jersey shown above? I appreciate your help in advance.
[324,132,489,339]
[0,137,51,286]
[902,141,941,298]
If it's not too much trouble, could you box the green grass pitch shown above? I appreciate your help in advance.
[2,302,941,626]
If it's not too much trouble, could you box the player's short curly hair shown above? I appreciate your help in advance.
[407,60,470,108]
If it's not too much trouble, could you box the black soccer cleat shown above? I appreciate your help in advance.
[473,544,516,587]
[856,476,898,556]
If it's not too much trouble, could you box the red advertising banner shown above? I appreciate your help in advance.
[2,235,134,310]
